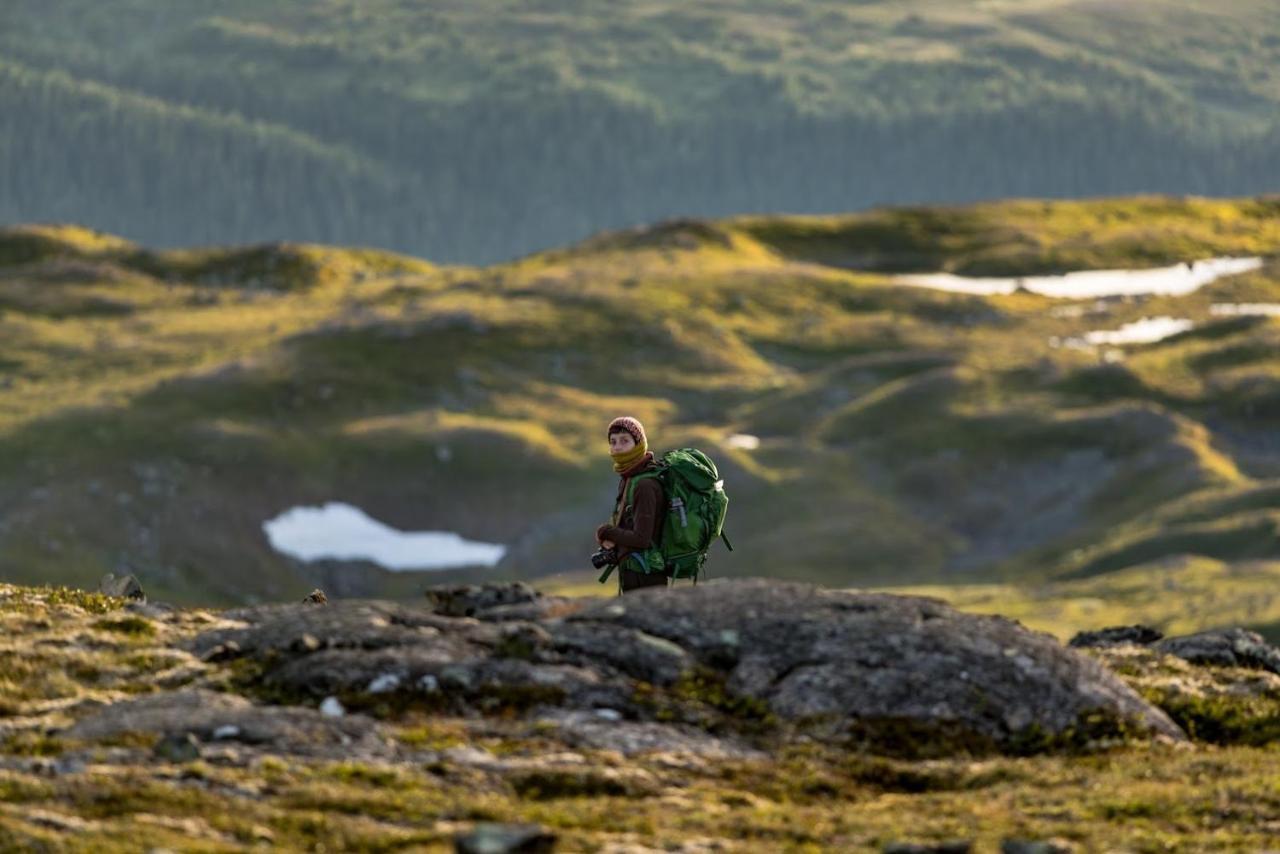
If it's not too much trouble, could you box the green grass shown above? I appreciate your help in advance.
[868,557,1280,643]
[2,198,1280,603]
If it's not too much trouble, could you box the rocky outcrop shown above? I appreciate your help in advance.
[1069,625,1163,648]
[1068,623,1280,674]
[1154,628,1280,675]
[185,579,1183,755]
[1070,625,1280,747]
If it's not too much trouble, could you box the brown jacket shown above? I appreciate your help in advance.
[596,460,666,563]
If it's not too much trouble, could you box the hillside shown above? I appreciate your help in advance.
[4,1,1280,261]
[2,196,1280,636]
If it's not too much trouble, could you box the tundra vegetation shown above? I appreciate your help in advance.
[4,196,1280,849]
[1,580,1280,852]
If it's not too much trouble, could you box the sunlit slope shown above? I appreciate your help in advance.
[1,196,1280,605]
[5,1,1280,261]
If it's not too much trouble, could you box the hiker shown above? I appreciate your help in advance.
[595,416,670,593]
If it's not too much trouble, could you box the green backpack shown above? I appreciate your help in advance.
[599,448,732,585]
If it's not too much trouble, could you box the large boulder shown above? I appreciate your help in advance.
[186,579,1183,755]
[562,580,1183,751]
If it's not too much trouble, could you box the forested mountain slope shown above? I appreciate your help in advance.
[4,1,1280,262]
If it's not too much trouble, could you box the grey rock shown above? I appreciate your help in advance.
[1069,625,1163,648]
[425,581,541,618]
[189,600,475,660]
[454,822,556,854]
[68,690,389,758]
[1155,628,1280,674]
[367,673,402,693]
[884,843,972,854]
[99,572,146,601]
[153,732,201,763]
[200,641,242,663]
[537,709,764,760]
[30,756,87,777]
[477,596,583,622]
[567,580,1184,749]
[186,580,1185,756]
[1002,840,1075,854]
[547,621,692,685]
[125,601,175,619]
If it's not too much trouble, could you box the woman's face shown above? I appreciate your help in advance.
[608,431,636,454]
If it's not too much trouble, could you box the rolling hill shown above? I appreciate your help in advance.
[3,196,1280,641]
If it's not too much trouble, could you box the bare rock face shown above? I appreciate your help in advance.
[185,579,1184,755]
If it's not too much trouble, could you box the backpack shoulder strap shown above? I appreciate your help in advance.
[624,467,665,508]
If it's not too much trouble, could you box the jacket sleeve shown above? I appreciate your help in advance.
[599,479,661,550]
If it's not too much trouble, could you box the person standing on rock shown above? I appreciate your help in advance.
[596,416,669,593]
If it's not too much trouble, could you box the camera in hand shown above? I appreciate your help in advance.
[590,547,618,569]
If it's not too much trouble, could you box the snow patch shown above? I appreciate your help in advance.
[893,257,1262,298]
[1210,303,1280,317]
[263,502,506,571]
[1051,316,1194,349]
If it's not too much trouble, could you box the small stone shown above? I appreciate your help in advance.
[367,673,402,694]
[53,757,85,776]
[883,842,972,854]
[1068,625,1163,648]
[301,589,328,605]
[319,697,345,718]
[418,674,441,692]
[291,634,322,653]
[593,708,623,721]
[153,733,201,763]
[439,666,474,690]
[99,572,146,601]
[1001,839,1075,854]
[250,825,275,844]
[201,641,242,663]
[25,809,94,833]
[454,822,556,854]
[212,725,241,740]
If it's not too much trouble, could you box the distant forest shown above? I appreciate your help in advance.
[3,0,1280,264]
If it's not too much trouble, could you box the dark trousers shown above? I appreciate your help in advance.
[620,565,669,593]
